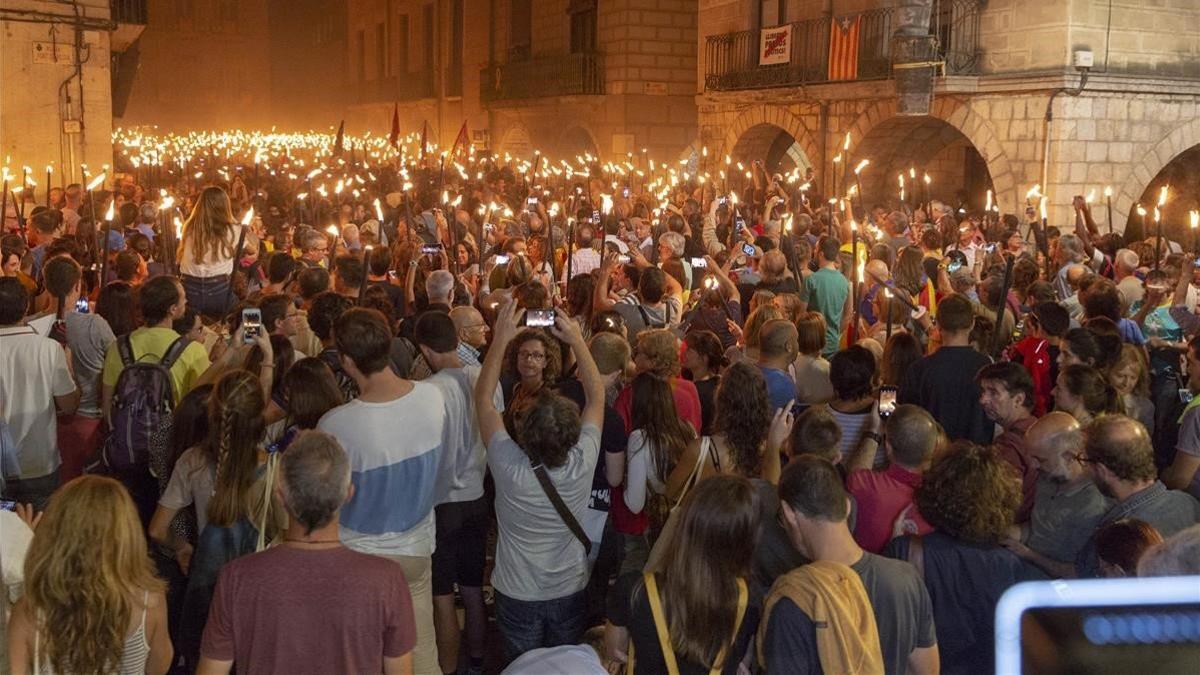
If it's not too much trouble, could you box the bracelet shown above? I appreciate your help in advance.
[260,364,275,369]
[864,431,883,444]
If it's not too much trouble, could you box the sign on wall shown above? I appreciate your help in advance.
[759,25,792,66]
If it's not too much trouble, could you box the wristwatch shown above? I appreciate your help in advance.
[864,431,883,444]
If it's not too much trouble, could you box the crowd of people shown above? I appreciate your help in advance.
[1,150,1199,675]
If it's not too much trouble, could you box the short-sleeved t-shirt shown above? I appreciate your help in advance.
[158,447,215,533]
[425,365,503,504]
[761,553,935,675]
[800,268,849,357]
[898,346,994,445]
[1175,404,1200,500]
[846,464,934,553]
[28,311,115,418]
[1024,475,1110,563]
[200,545,416,673]
[101,326,211,403]
[487,423,601,601]
[759,365,796,413]
[0,326,78,478]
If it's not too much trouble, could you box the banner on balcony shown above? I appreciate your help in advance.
[828,15,862,81]
[759,25,792,66]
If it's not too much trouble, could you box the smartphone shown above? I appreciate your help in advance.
[622,187,630,199]
[690,257,707,268]
[387,270,398,280]
[0,500,16,512]
[948,260,964,274]
[718,196,728,206]
[592,209,601,224]
[527,196,538,210]
[525,308,556,327]
[241,308,262,345]
[735,216,746,231]
[741,243,756,257]
[75,297,90,313]
[495,254,510,265]
[878,386,898,417]
[421,243,444,255]
[985,243,997,253]
[617,254,631,264]
[575,186,583,195]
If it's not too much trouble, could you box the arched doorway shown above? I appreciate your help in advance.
[731,123,812,175]
[1126,144,1200,244]
[558,126,598,160]
[498,125,533,158]
[850,115,994,213]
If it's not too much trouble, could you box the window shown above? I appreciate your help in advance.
[376,23,387,80]
[357,29,366,83]
[759,0,787,27]
[448,0,463,96]
[510,0,532,60]
[422,4,435,70]
[397,15,410,73]
[568,0,597,54]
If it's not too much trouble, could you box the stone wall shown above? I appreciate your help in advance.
[0,0,114,185]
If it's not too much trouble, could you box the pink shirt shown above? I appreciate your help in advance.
[847,464,934,553]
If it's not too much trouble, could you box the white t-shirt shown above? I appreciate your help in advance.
[0,326,76,478]
[0,510,33,671]
[28,311,116,418]
[318,382,446,558]
[179,226,239,277]
[425,365,504,504]
[158,447,216,533]
[624,429,667,515]
[487,423,601,601]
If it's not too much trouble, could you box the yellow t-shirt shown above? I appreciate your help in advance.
[101,326,211,402]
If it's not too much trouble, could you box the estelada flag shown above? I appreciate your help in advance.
[828,15,861,81]
[388,103,400,149]
[449,121,469,158]
[333,120,345,156]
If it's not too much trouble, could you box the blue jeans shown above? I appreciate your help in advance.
[181,274,232,320]
[494,589,587,663]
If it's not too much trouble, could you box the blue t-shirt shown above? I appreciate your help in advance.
[760,365,797,413]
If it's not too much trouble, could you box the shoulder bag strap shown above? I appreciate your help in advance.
[644,573,681,675]
[675,437,711,509]
[117,333,135,368]
[709,578,749,675]
[159,337,190,369]
[529,460,592,555]
[907,534,926,581]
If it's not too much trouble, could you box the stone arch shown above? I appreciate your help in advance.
[722,105,820,172]
[844,97,1017,209]
[498,124,533,158]
[557,125,599,159]
[1113,116,1200,233]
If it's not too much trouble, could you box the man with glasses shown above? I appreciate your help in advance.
[1074,414,1200,577]
[1001,412,1109,578]
[450,306,489,366]
[299,229,330,268]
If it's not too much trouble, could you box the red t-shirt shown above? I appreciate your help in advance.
[846,464,934,553]
[611,377,703,534]
[201,545,416,672]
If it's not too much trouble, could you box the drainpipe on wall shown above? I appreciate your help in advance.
[1040,72,1089,208]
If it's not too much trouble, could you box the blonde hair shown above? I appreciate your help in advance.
[180,186,236,265]
[1111,344,1150,398]
[23,476,164,674]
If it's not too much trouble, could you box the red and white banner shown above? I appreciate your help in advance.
[828,15,862,81]
[759,25,792,66]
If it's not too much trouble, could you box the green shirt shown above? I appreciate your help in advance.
[801,267,849,356]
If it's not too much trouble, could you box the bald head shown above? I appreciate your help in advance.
[449,306,487,348]
[1026,411,1083,481]
[1066,264,1089,289]
[759,319,798,362]
[866,259,889,284]
[884,405,938,469]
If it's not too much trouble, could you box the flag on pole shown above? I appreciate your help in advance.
[828,16,862,81]
[388,103,400,149]
[419,120,428,160]
[333,120,345,156]
[449,121,469,158]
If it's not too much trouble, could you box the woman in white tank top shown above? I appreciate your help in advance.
[6,476,172,675]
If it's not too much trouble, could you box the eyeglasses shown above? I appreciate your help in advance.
[1072,454,1099,465]
[518,350,546,362]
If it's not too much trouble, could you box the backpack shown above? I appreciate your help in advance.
[103,335,189,474]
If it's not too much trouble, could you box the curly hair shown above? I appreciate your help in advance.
[713,361,772,477]
[743,305,785,352]
[915,441,1020,545]
[502,328,563,384]
[635,328,682,378]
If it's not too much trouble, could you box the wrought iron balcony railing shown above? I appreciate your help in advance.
[480,52,604,103]
[110,0,148,24]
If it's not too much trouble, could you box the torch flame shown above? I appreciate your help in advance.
[241,207,255,226]
[104,200,115,222]
[86,172,106,191]
[1158,185,1169,207]
[853,159,870,175]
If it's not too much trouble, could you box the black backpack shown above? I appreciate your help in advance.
[103,336,189,474]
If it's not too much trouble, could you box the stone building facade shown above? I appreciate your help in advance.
[697,0,1200,237]
[0,0,139,185]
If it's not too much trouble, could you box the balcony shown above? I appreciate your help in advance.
[703,1,982,92]
[355,71,435,105]
[480,52,604,104]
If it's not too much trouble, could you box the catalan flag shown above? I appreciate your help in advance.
[828,15,862,81]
